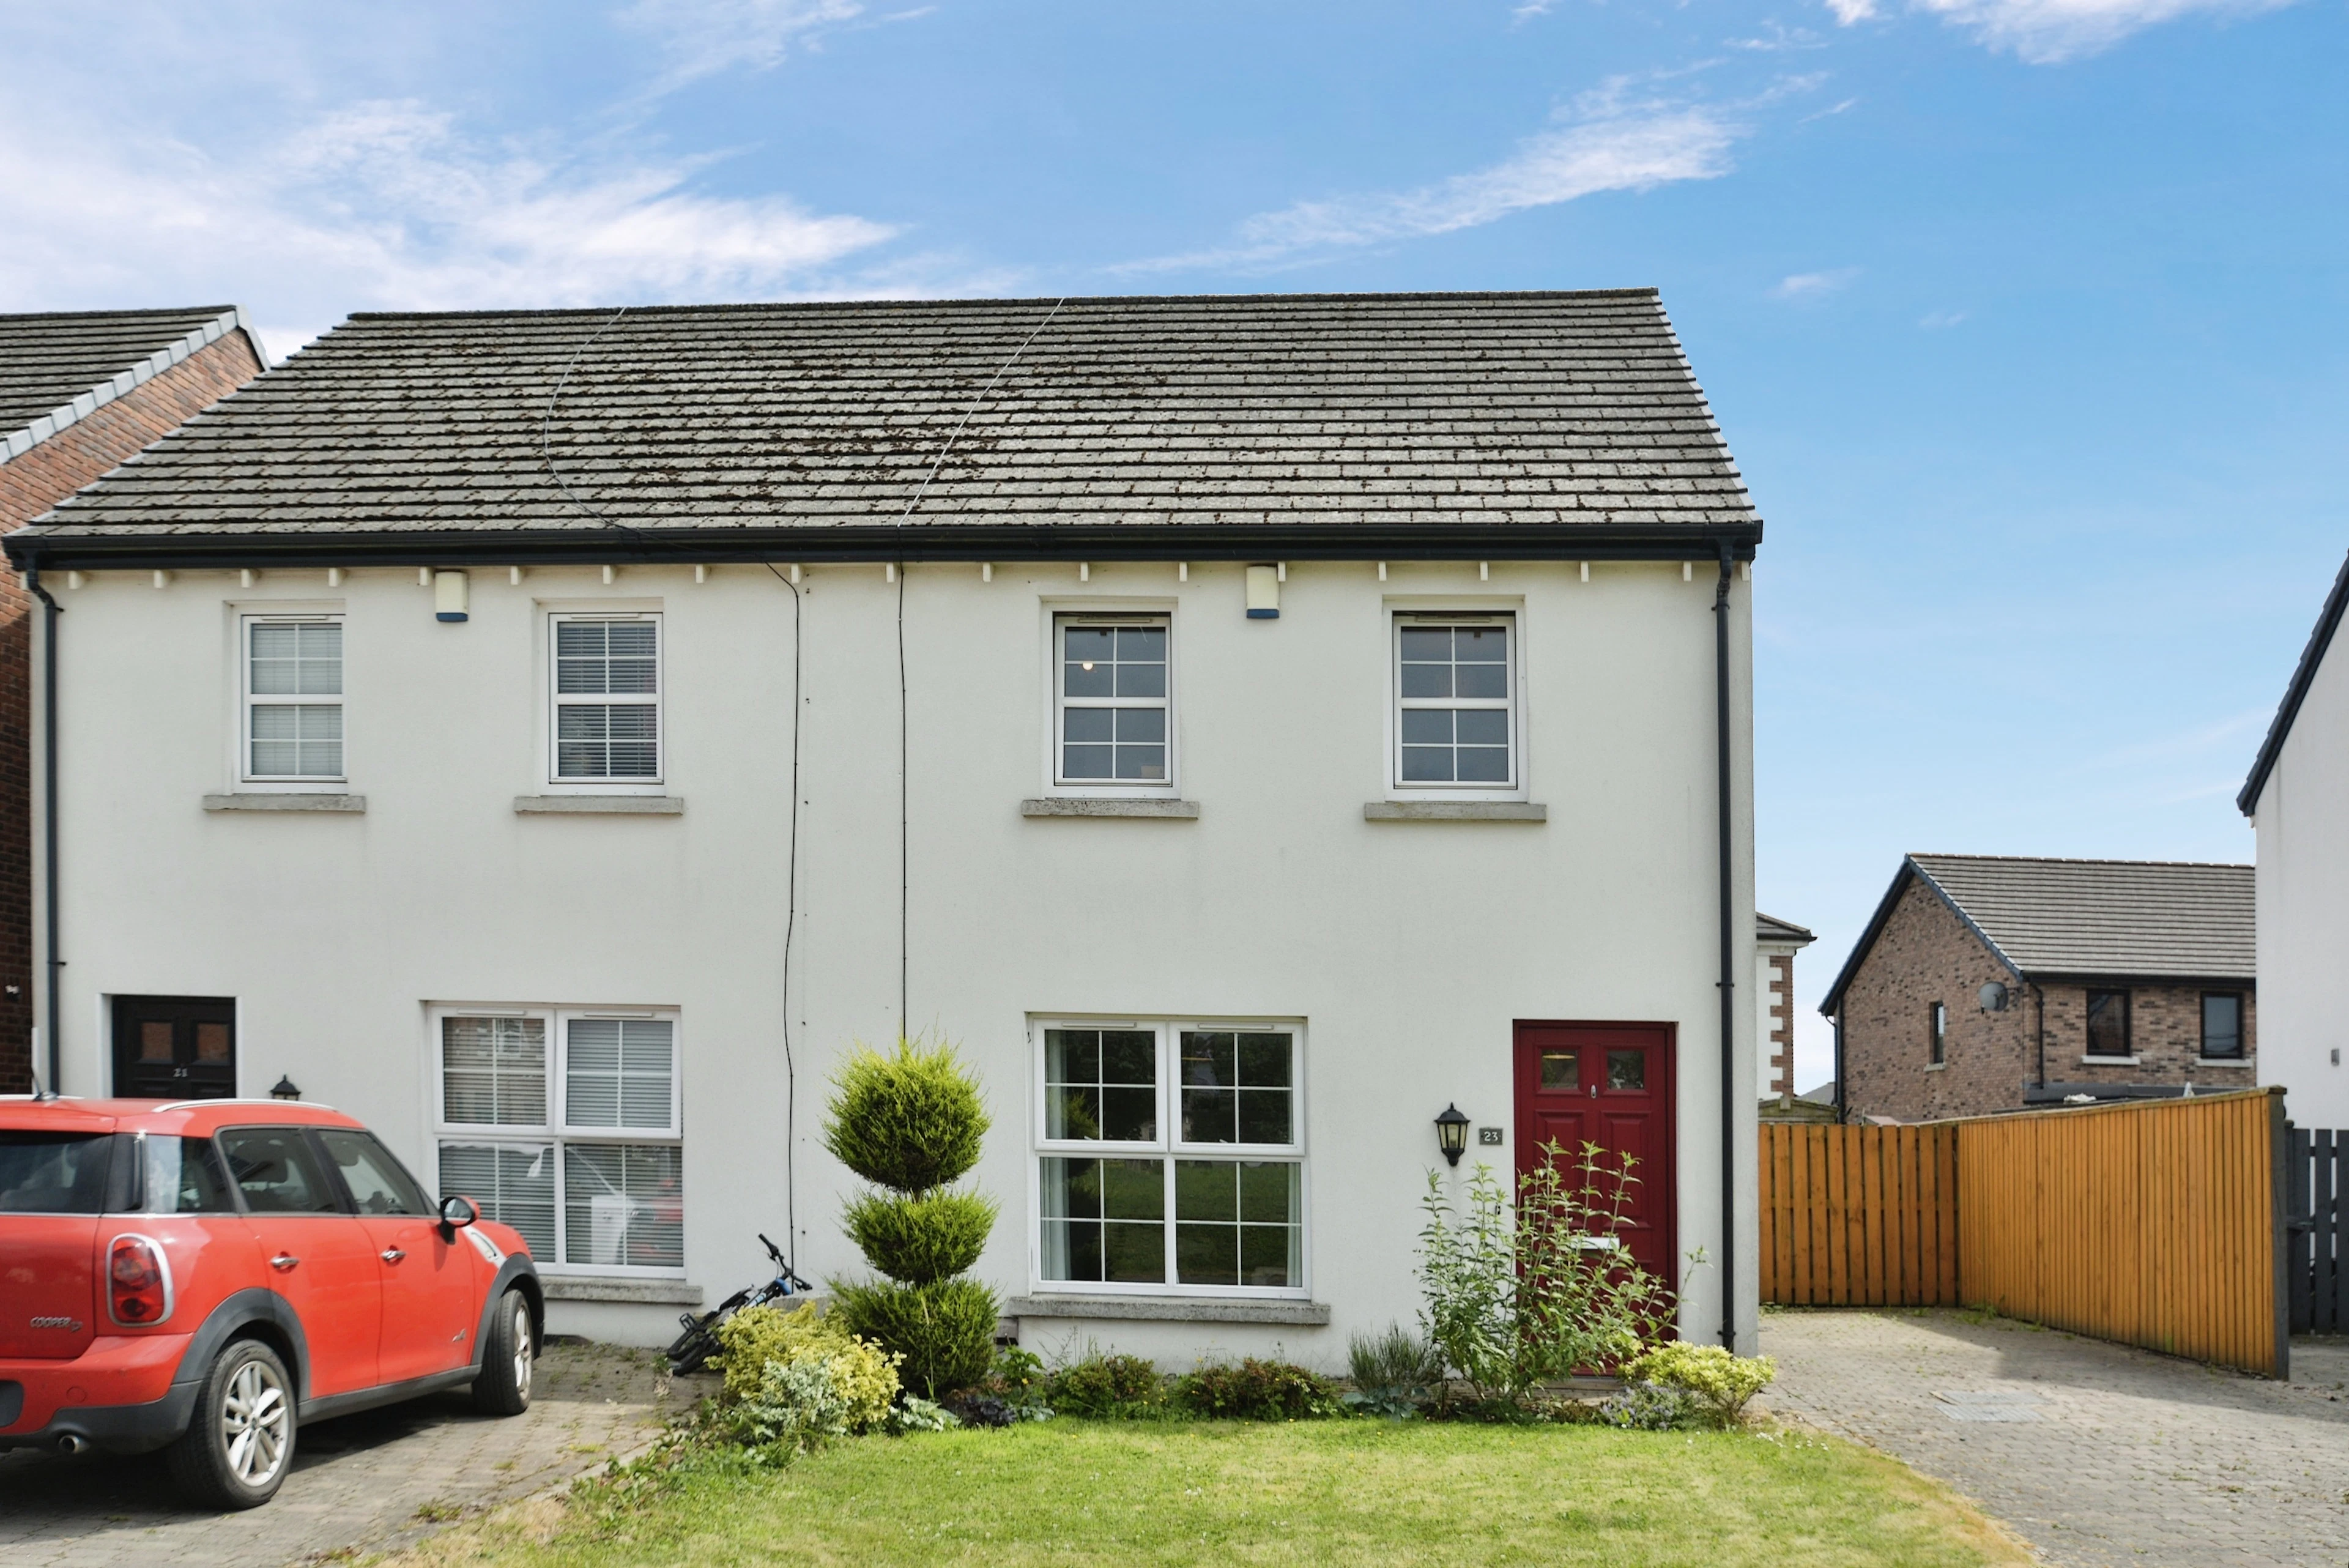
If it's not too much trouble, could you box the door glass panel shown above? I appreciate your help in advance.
[139,1022,173,1063]
[316,1129,431,1215]
[1539,1050,1578,1089]
[1606,1050,1646,1090]
[195,1023,232,1063]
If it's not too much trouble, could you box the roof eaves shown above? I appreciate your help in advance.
[0,308,265,466]
[2238,547,2349,817]
[1817,855,2024,1017]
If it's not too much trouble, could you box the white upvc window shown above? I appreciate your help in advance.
[1055,615,1171,788]
[432,1007,683,1275]
[1392,613,1519,793]
[242,616,344,783]
[1031,1019,1305,1296]
[550,614,661,785]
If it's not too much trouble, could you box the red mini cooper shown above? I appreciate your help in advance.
[0,1096,541,1509]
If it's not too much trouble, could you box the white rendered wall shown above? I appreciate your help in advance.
[33,557,1759,1361]
[2254,628,2349,1130]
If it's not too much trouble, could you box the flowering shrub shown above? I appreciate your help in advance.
[1619,1343,1776,1428]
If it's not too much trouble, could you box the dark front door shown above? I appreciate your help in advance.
[1513,1020,1677,1290]
[113,995,237,1099]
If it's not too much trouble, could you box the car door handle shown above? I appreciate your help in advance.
[270,1254,300,1272]
[380,1248,406,1264]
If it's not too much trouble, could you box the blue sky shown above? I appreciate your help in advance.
[6,0,2343,1083]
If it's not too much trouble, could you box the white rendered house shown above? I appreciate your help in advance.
[7,291,1766,1359]
[2240,550,2349,1129]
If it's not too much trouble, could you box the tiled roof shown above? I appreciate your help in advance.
[1756,911,1815,946]
[0,308,246,447]
[2238,547,2349,816]
[9,291,1761,560]
[1911,854,2253,979]
[1822,853,2255,1014]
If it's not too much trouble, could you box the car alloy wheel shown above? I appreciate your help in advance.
[510,1298,533,1402]
[221,1356,291,1489]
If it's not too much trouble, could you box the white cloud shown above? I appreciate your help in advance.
[617,0,867,90]
[1773,267,1861,299]
[0,99,905,357]
[1123,79,1743,273]
[1825,0,2295,62]
[1920,308,1967,328]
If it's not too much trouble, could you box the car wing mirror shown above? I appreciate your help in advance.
[439,1194,480,1231]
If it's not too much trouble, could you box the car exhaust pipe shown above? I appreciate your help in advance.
[55,1433,89,1457]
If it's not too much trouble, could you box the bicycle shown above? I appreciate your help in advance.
[666,1232,814,1375]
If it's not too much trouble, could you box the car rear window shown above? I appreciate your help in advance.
[0,1131,117,1214]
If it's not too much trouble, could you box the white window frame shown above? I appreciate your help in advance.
[546,612,664,792]
[1046,611,1178,795]
[428,1004,684,1279]
[1028,1016,1308,1299]
[239,612,347,789]
[1388,611,1525,800]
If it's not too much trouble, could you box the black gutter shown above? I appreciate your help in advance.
[4,521,1762,576]
[25,567,61,1094]
[1712,544,1737,1351]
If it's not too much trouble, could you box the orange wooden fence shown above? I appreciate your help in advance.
[1757,1089,2288,1378]
[1957,1088,2285,1377]
[1758,1121,1960,1307]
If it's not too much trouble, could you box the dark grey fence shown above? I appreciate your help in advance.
[2287,1125,2343,1335]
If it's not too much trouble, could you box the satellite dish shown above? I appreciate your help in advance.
[1978,982,2009,1013]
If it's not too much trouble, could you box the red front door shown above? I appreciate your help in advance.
[1513,1021,1677,1292]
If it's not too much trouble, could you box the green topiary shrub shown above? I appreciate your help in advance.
[825,1036,1000,1402]
[1176,1358,1343,1420]
[844,1189,998,1285]
[824,1039,989,1192]
[831,1278,1000,1399]
[1046,1351,1169,1418]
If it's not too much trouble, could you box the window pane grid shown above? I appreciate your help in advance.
[1037,1023,1303,1294]
[247,620,344,780]
[1059,620,1168,784]
[554,619,659,782]
[1396,620,1513,787]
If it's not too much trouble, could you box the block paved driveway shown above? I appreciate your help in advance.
[0,1341,700,1567]
[1762,1309,2349,1568]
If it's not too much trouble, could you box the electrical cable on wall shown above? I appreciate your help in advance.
[888,296,1067,1040]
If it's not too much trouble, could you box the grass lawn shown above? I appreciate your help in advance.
[406,1418,2029,1567]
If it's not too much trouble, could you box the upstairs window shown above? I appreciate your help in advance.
[2085,990,2131,1058]
[1056,617,1170,786]
[243,618,343,781]
[1929,1001,1947,1066]
[552,616,660,783]
[2200,993,2244,1060]
[1395,615,1516,790]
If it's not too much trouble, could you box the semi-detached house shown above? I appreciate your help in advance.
[4,290,1767,1359]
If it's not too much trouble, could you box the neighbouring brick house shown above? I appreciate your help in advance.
[0,307,265,1090]
[1756,911,1814,1112]
[1820,854,2255,1122]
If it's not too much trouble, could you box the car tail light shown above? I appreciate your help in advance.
[108,1235,174,1327]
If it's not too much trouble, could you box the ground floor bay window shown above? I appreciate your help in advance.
[1034,1020,1305,1295]
[431,1006,683,1275]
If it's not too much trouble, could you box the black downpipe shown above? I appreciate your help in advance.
[1712,546,1737,1351]
[1832,1009,1847,1122]
[26,565,61,1094]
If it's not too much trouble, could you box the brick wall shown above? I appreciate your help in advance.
[1839,871,2260,1121]
[1766,952,1794,1101]
[1840,874,2034,1121]
[0,329,264,1090]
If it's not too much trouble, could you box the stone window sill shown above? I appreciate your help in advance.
[1006,1294,1330,1326]
[2195,1058,2254,1068]
[514,795,685,815]
[204,793,365,813]
[539,1276,703,1306]
[1022,798,1199,819]
[2080,1055,2140,1066]
[1924,1062,1946,1072]
[1364,801,1546,822]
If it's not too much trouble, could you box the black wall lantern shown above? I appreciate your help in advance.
[270,1075,302,1102]
[1434,1103,1471,1167]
